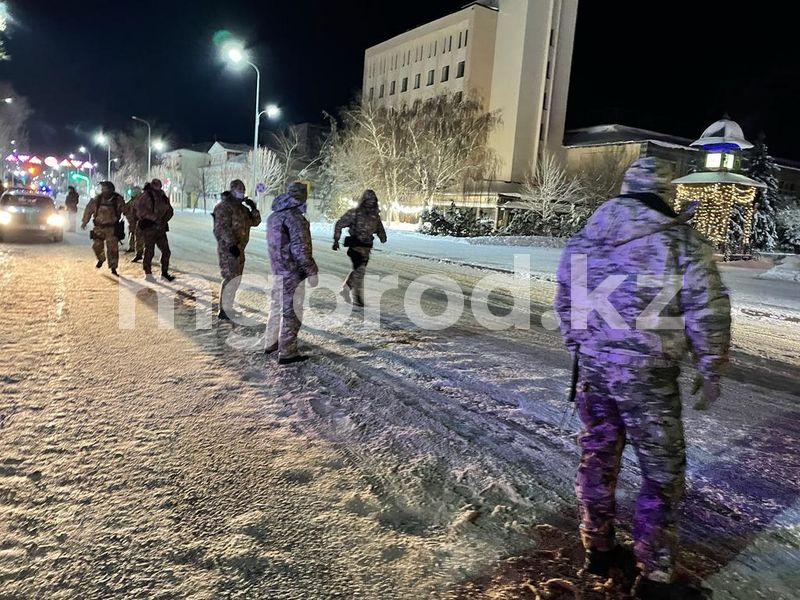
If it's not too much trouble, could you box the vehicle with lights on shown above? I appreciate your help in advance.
[0,189,65,242]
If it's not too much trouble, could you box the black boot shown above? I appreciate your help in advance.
[110,268,118,277]
[96,260,104,269]
[132,254,143,263]
[218,309,230,321]
[161,272,175,282]
[264,342,279,355]
[278,355,309,366]
[634,578,712,600]
[584,545,637,582]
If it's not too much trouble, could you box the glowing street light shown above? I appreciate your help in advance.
[152,139,166,153]
[2,97,12,104]
[131,115,153,180]
[77,146,93,180]
[222,38,262,195]
[94,133,112,180]
[260,103,281,120]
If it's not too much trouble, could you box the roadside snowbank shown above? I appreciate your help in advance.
[758,255,800,283]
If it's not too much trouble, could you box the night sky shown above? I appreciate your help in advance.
[3,1,799,159]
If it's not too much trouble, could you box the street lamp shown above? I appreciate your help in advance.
[131,115,152,181]
[153,139,166,153]
[259,103,281,121]
[94,133,111,181]
[223,41,261,195]
[2,97,12,104]
[78,145,93,178]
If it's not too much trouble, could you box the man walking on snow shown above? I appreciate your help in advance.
[81,181,125,277]
[135,178,175,282]
[212,179,262,321]
[554,157,731,599]
[123,185,144,259]
[332,189,387,306]
[265,181,318,365]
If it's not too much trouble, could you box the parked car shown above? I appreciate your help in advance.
[0,189,65,243]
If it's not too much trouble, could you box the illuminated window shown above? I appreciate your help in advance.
[724,154,735,170]
[706,153,722,169]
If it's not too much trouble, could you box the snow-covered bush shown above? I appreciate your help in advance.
[776,207,800,252]
[419,203,492,237]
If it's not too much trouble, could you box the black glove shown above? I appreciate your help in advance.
[332,240,340,251]
[229,245,241,258]
[244,198,257,211]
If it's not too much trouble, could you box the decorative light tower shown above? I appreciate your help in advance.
[672,118,765,255]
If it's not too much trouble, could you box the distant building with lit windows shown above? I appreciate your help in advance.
[363,0,579,188]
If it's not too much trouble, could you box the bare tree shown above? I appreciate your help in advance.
[577,146,631,208]
[0,82,31,157]
[507,152,584,235]
[246,147,283,211]
[406,94,499,207]
[0,2,9,60]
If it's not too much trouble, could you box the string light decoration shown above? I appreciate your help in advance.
[672,118,764,253]
[674,183,756,243]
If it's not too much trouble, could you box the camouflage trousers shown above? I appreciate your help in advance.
[91,226,120,270]
[140,227,171,275]
[218,245,246,313]
[344,247,371,304]
[265,274,305,359]
[575,359,685,583]
[127,219,144,254]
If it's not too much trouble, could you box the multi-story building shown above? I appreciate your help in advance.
[363,0,579,195]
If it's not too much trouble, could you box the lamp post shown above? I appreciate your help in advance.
[94,133,111,181]
[224,44,262,196]
[78,146,93,182]
[131,116,152,180]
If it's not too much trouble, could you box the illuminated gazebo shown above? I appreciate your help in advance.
[672,119,765,254]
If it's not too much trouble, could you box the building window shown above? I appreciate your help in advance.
[455,91,463,103]
[543,91,548,110]
[369,87,374,100]
[390,81,396,95]
[458,32,463,48]
[414,73,421,89]
[401,77,408,93]
[550,28,555,46]
[456,61,465,78]
[427,70,435,86]
[441,65,450,82]
[465,30,469,47]
[434,40,437,56]
[546,60,552,79]
[449,36,453,52]
[379,84,385,98]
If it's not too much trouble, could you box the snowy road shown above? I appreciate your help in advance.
[0,214,798,599]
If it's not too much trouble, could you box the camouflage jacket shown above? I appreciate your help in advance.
[554,193,731,380]
[267,193,318,279]
[82,193,125,228]
[212,195,262,248]
[134,189,173,228]
[334,206,387,247]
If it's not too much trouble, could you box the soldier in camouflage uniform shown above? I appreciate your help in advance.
[135,179,175,281]
[265,182,318,365]
[554,157,731,599]
[81,181,126,276]
[212,180,262,321]
[332,189,387,306]
[123,185,144,258]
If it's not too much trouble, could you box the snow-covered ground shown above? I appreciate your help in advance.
[0,213,797,599]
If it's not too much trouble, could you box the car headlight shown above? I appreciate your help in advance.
[0,211,11,225]
[46,213,65,227]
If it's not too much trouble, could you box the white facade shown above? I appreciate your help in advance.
[363,0,579,186]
